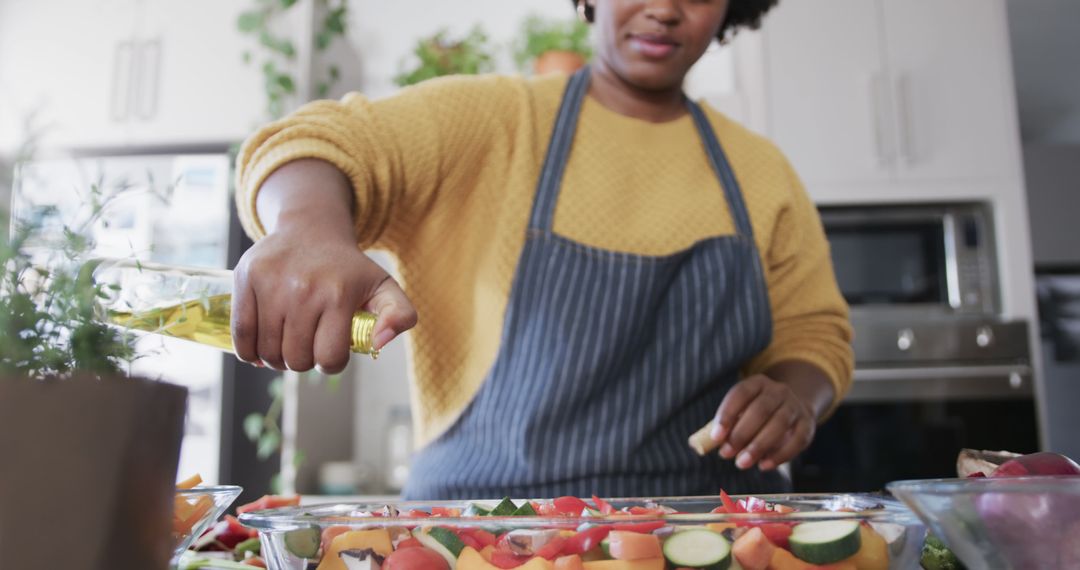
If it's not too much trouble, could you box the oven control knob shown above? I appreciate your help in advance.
[897,328,916,351]
[976,326,995,348]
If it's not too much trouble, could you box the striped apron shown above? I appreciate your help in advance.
[404,68,787,500]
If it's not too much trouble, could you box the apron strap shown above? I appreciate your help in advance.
[529,66,756,240]
[687,101,756,239]
[528,67,592,232]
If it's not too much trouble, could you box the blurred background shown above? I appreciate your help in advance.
[0,0,1077,503]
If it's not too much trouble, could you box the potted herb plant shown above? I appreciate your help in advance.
[395,26,495,87]
[0,169,187,569]
[515,14,592,76]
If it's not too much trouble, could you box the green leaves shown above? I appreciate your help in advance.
[239,0,348,117]
[395,26,495,88]
[514,14,593,71]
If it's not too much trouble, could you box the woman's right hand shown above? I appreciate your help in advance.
[231,159,417,374]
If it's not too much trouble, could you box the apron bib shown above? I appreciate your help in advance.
[405,68,785,499]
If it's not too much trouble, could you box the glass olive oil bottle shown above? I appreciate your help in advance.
[89,258,378,357]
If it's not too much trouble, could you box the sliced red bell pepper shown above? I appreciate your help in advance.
[431,507,461,517]
[535,536,568,560]
[719,490,744,514]
[591,495,615,515]
[458,531,482,551]
[402,509,432,518]
[610,521,667,533]
[627,506,666,516]
[562,525,612,555]
[236,495,301,514]
[553,496,590,516]
[396,537,424,549]
[459,528,498,548]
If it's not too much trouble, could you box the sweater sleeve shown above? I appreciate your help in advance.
[744,158,855,413]
[234,74,522,249]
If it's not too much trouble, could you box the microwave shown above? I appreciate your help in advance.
[818,203,1032,402]
[819,203,999,317]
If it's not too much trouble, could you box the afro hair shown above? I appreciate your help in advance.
[572,0,780,41]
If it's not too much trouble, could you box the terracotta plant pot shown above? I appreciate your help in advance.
[0,376,187,570]
[534,50,587,75]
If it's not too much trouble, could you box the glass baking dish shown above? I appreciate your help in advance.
[239,494,925,569]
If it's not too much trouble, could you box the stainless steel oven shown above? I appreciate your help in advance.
[818,203,1033,401]
[792,203,1039,492]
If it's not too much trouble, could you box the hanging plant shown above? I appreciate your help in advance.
[237,0,351,119]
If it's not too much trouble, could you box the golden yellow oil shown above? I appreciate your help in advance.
[107,293,378,356]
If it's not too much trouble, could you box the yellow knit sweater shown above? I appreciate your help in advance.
[236,73,854,447]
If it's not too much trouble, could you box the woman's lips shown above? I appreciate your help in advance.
[628,34,679,59]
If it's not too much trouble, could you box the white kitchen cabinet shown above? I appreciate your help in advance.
[0,0,263,153]
[880,0,1016,183]
[762,0,891,187]
[128,0,264,145]
[0,0,137,151]
[762,0,1021,193]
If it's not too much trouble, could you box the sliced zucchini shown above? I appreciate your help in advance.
[512,502,537,516]
[489,497,518,516]
[789,520,862,565]
[412,526,463,568]
[662,528,731,570]
[600,537,611,558]
[283,527,320,559]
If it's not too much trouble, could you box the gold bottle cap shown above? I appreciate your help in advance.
[350,311,379,358]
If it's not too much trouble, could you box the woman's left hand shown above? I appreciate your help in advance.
[709,363,835,471]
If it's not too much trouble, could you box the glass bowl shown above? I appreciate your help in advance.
[171,485,244,568]
[888,476,1080,569]
[240,494,925,569]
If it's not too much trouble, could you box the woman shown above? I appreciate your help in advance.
[233,0,853,499]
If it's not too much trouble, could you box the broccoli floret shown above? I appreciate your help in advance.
[921,534,967,570]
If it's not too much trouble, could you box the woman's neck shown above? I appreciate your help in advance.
[588,62,687,123]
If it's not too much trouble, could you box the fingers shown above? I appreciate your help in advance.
[711,377,764,443]
[737,401,799,470]
[256,295,286,370]
[281,305,319,372]
[366,276,418,350]
[231,274,259,365]
[717,377,785,460]
[313,308,352,376]
[711,375,817,471]
[761,419,815,471]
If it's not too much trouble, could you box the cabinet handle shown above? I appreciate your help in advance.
[110,41,135,122]
[868,72,891,167]
[135,38,162,121]
[893,72,914,165]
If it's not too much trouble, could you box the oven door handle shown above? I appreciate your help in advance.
[855,364,1031,385]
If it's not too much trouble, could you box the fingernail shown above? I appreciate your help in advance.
[710,422,727,442]
[719,444,735,459]
[760,460,775,471]
[252,360,265,368]
[373,328,396,350]
[736,451,753,470]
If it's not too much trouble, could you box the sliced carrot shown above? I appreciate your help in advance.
[176,473,203,490]
[554,555,585,570]
[582,559,665,570]
[606,531,662,561]
[768,548,819,570]
[733,527,776,570]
